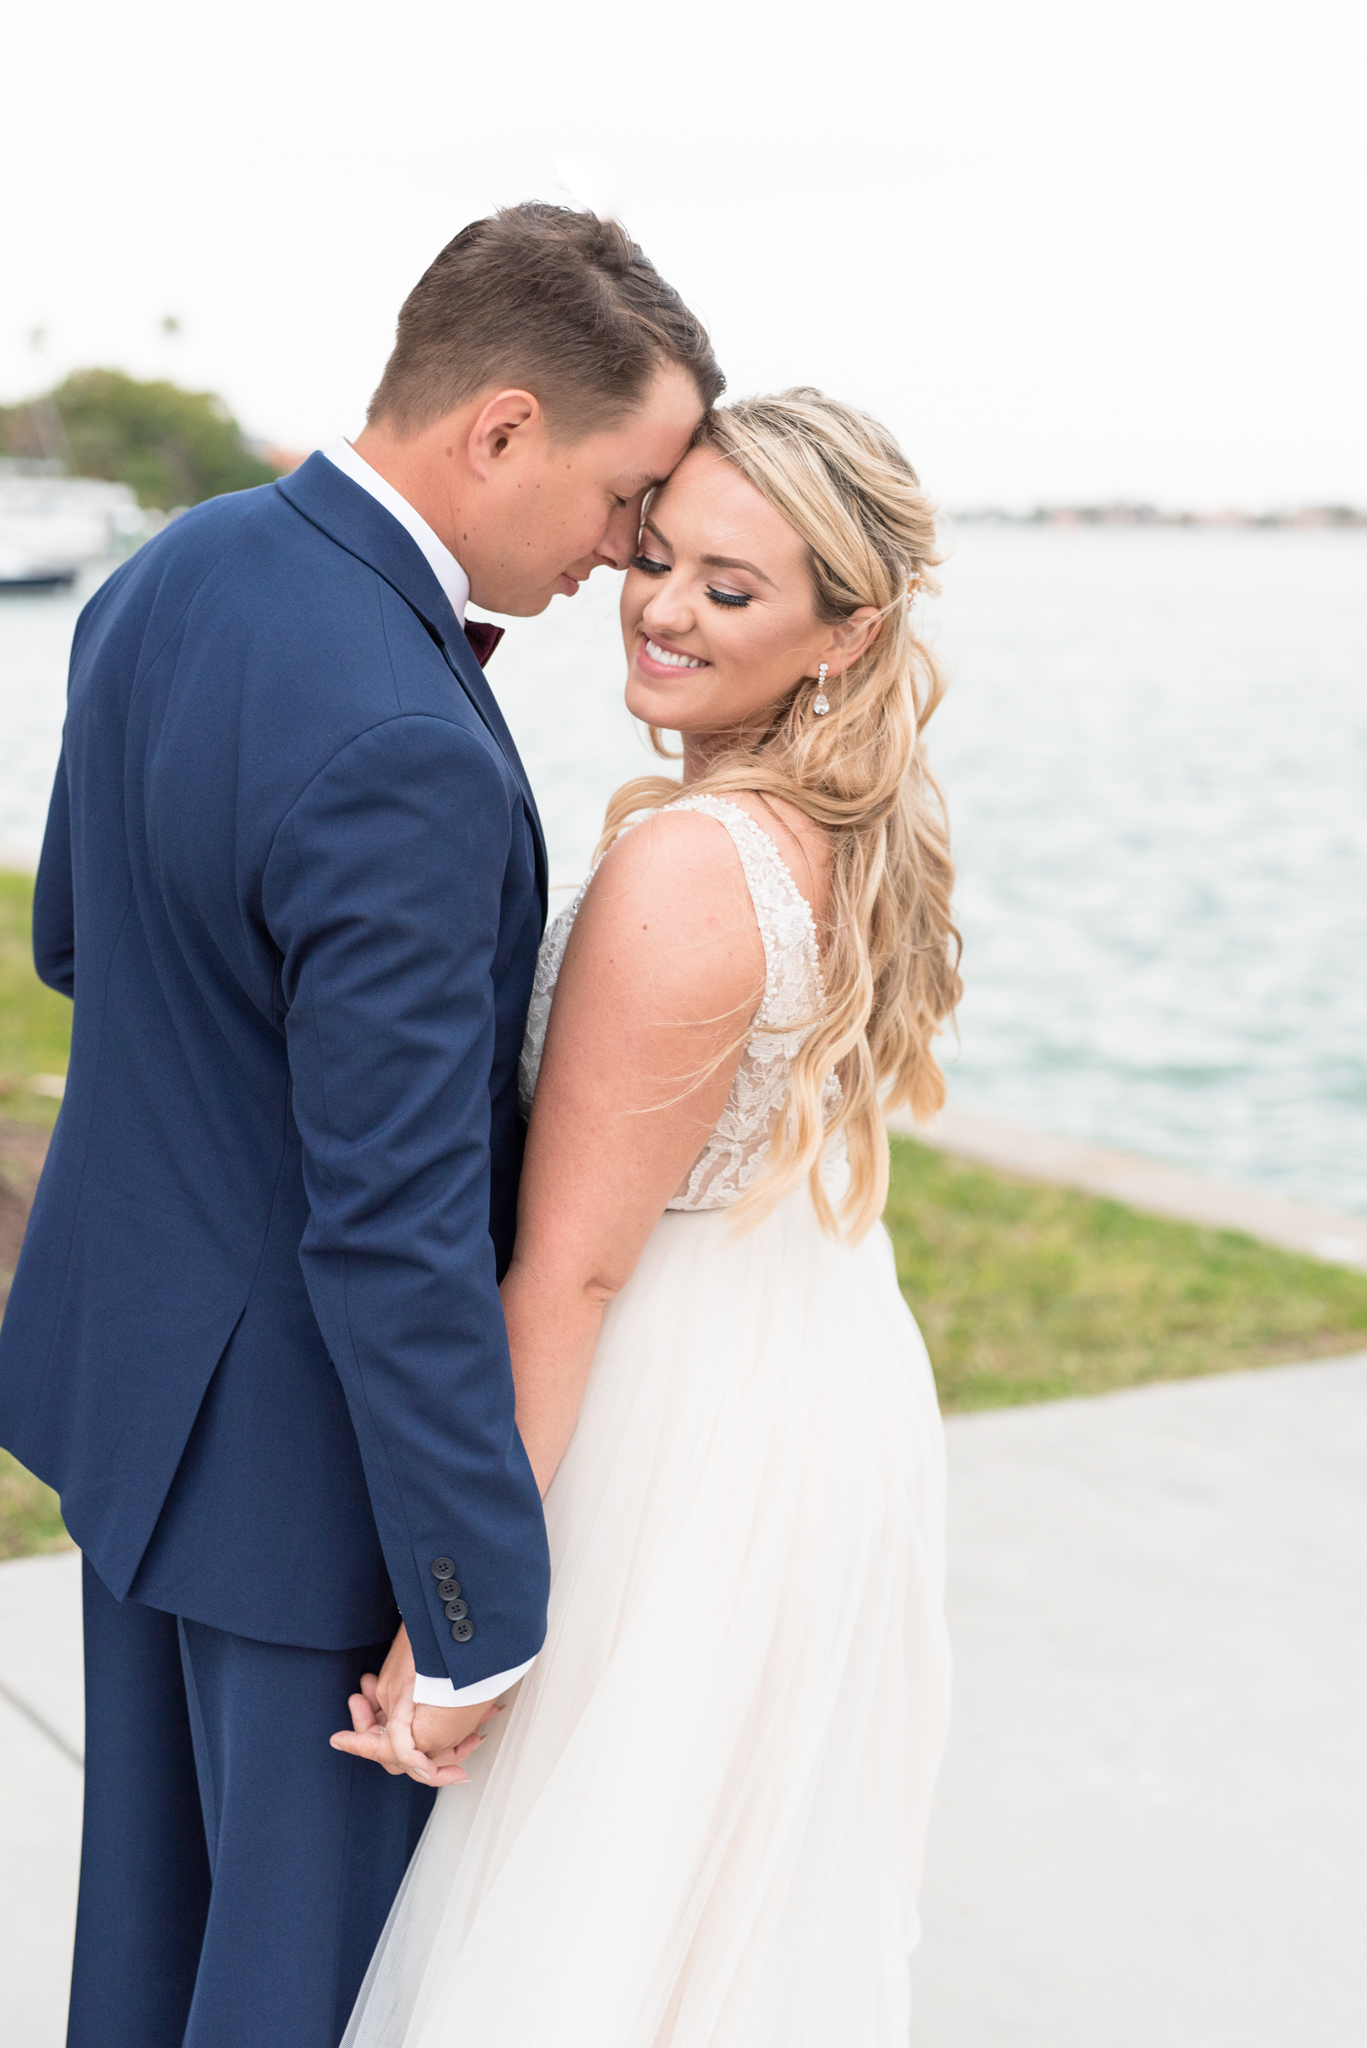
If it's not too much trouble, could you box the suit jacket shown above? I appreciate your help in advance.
[0,454,552,1689]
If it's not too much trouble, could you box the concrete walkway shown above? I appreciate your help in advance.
[909,1350,1367,2046]
[3,1355,1366,2045]
[0,1551,83,2048]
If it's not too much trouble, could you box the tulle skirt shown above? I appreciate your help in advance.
[344,1181,950,2048]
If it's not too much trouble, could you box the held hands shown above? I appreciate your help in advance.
[330,1623,503,1786]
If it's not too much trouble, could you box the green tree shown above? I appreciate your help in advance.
[0,369,281,509]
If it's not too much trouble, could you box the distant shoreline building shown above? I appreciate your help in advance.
[953,502,1367,529]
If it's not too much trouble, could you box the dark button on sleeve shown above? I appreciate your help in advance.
[436,1579,461,1603]
[444,1599,469,1621]
[451,1619,475,1643]
[430,1557,456,1580]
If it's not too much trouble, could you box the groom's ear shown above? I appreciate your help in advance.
[466,389,544,477]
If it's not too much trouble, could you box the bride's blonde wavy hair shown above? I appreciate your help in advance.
[597,388,962,1239]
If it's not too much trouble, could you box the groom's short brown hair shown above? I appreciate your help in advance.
[368,203,724,439]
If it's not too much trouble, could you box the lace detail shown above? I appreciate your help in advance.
[519,795,843,1209]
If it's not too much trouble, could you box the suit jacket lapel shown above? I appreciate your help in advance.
[279,456,548,919]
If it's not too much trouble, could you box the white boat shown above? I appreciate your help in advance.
[0,544,79,590]
[0,466,147,591]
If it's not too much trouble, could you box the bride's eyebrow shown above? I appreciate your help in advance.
[701,551,775,588]
[642,518,776,589]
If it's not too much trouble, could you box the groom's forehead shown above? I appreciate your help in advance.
[598,462,673,497]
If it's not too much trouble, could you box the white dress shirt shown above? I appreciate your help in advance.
[322,438,535,1712]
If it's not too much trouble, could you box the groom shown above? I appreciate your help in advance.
[0,204,720,2047]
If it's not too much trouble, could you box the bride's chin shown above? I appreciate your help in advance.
[624,680,693,726]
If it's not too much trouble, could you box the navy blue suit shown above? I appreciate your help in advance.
[0,454,552,2044]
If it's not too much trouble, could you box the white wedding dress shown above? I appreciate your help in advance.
[345,796,950,2048]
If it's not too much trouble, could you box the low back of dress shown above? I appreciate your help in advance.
[518,794,838,1209]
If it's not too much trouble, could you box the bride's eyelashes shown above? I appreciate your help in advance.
[630,552,753,609]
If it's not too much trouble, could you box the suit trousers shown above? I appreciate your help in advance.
[69,1558,434,2048]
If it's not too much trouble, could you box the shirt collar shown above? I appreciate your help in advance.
[323,436,469,625]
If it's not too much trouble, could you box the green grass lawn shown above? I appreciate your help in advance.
[3,868,1367,1555]
[0,1449,68,1562]
[886,1135,1367,1410]
[1,871,71,1551]
[0,870,70,1125]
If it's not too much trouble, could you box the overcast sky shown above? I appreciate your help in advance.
[5,0,1365,509]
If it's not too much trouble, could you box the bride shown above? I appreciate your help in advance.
[343,389,961,2047]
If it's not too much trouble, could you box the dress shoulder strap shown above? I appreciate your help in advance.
[663,794,823,1027]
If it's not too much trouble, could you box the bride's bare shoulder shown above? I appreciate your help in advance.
[588,805,746,899]
[568,806,765,1001]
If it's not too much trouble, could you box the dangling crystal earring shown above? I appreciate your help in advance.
[813,663,830,716]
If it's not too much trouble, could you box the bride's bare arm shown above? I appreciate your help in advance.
[501,810,765,1495]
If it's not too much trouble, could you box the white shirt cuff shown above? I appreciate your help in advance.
[412,1656,536,1708]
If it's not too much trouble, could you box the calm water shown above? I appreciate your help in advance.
[3,525,1365,1213]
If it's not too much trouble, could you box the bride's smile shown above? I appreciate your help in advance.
[637,634,711,673]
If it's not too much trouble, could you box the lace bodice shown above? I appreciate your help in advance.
[518,795,841,1210]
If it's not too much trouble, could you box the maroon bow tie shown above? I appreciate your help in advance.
[463,620,504,669]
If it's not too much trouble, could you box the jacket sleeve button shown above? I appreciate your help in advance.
[436,1579,461,1602]
[444,1599,469,1621]
[451,1619,475,1643]
[430,1557,456,1580]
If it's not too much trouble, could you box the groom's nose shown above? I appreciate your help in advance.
[597,494,646,571]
